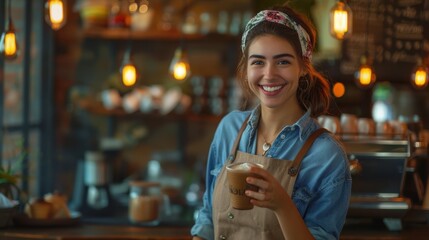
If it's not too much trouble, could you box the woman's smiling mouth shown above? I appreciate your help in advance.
[260,84,286,94]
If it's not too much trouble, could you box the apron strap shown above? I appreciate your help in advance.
[227,115,251,162]
[287,128,328,176]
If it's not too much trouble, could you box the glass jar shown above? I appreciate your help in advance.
[128,181,165,226]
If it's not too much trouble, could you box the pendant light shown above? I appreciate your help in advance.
[0,0,19,60]
[329,0,352,40]
[410,57,428,89]
[169,0,191,81]
[354,1,375,89]
[120,46,138,87]
[45,0,67,30]
[355,54,376,88]
[169,46,190,81]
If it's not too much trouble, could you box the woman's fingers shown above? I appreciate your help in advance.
[245,189,267,201]
[244,166,287,210]
[245,176,271,201]
[246,176,270,190]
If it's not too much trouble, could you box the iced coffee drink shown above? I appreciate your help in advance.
[226,162,263,210]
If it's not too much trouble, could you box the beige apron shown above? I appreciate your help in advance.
[212,119,327,240]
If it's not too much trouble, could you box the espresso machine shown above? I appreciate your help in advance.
[342,134,412,231]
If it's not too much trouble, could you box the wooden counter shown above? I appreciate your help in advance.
[2,209,429,240]
[0,224,191,240]
[3,221,429,240]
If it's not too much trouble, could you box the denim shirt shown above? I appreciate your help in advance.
[191,107,352,240]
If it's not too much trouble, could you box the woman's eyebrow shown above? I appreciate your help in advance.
[249,54,265,59]
[249,53,295,60]
[273,53,295,59]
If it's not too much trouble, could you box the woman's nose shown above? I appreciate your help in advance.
[264,63,277,78]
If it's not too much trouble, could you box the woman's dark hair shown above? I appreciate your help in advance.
[236,4,331,118]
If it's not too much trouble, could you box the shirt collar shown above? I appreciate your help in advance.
[246,105,313,141]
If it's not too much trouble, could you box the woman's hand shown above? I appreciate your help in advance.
[245,166,314,240]
[245,166,290,212]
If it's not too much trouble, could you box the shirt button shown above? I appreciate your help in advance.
[291,126,295,131]
[219,235,227,240]
[267,154,272,158]
[280,134,286,139]
[227,212,234,219]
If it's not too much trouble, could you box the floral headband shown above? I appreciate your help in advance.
[241,10,313,60]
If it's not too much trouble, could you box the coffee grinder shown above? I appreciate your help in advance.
[70,151,114,216]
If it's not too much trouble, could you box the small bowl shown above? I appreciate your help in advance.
[0,205,19,228]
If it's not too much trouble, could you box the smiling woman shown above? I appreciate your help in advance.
[191,3,351,240]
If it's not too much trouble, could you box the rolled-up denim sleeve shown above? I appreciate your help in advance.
[191,143,219,240]
[190,188,214,239]
[294,135,352,240]
[308,176,351,240]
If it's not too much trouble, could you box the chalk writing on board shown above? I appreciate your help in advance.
[340,0,428,77]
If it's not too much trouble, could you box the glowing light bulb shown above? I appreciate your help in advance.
[121,64,137,87]
[358,67,372,85]
[329,1,352,39]
[410,59,428,89]
[173,61,189,81]
[0,20,19,60]
[45,0,67,30]
[333,11,347,33]
[2,33,17,58]
[354,55,376,89]
[169,48,190,81]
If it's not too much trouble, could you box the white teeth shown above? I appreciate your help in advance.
[262,85,282,92]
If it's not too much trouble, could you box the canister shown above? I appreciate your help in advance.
[128,181,164,225]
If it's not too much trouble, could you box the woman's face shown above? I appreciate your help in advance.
[246,34,304,110]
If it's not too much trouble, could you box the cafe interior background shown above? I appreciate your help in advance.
[1,0,429,226]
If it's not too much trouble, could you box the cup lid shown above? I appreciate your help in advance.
[226,162,263,171]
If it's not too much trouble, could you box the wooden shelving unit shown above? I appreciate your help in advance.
[82,28,239,42]
[78,98,223,123]
[77,27,238,162]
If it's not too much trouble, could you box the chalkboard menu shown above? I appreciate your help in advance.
[340,0,429,81]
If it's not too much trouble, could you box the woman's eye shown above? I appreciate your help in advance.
[278,60,291,65]
[250,60,264,65]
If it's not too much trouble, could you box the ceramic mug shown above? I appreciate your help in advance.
[101,89,121,110]
[122,91,141,113]
[321,115,341,134]
[358,118,375,136]
[389,120,408,138]
[340,114,358,135]
[375,121,393,137]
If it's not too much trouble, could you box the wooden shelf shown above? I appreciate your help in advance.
[78,98,222,123]
[82,28,239,42]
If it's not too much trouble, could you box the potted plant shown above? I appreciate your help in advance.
[0,162,21,200]
[1,134,27,199]
[0,172,20,228]
[0,142,24,228]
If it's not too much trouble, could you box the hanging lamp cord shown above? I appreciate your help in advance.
[365,0,370,59]
[7,0,12,23]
